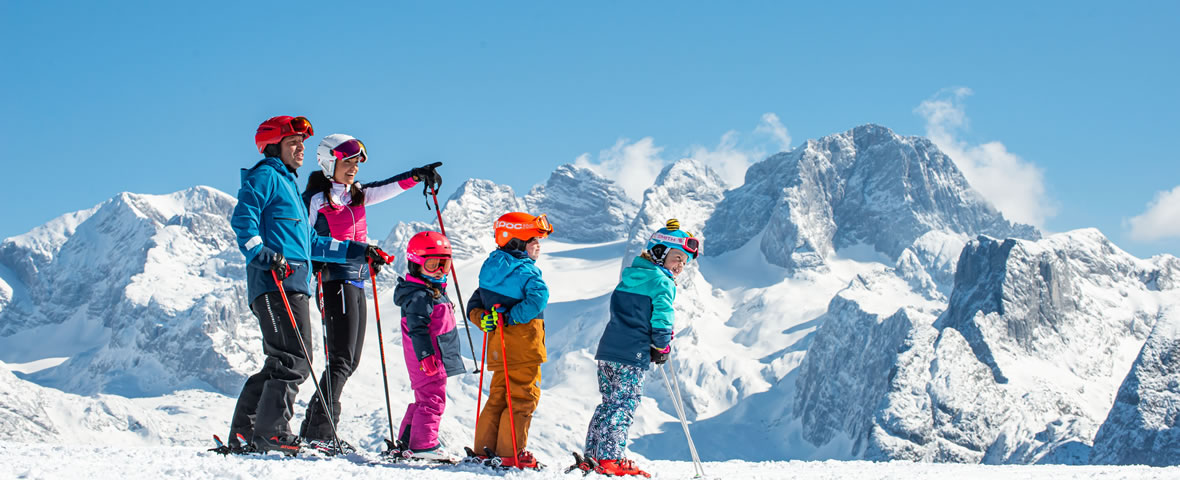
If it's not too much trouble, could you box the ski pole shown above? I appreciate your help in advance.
[315,271,340,454]
[367,258,399,453]
[493,305,520,464]
[659,363,705,478]
[270,269,342,454]
[424,179,477,374]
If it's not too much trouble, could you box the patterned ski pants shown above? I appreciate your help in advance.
[584,360,645,460]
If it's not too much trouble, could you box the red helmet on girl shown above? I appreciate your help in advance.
[407,231,452,264]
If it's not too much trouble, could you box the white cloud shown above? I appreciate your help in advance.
[1127,185,1180,242]
[755,112,792,151]
[575,113,792,199]
[916,88,1056,229]
[574,137,666,201]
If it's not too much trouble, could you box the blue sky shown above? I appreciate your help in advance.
[3,1,1178,257]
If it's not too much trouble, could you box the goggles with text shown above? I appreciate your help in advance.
[651,232,701,258]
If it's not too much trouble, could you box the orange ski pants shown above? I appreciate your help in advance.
[473,365,541,457]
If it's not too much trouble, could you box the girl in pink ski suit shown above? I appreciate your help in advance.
[392,231,466,459]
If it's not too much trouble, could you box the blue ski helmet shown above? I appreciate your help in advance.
[645,219,701,265]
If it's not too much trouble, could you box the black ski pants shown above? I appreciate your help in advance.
[299,281,368,441]
[229,291,313,445]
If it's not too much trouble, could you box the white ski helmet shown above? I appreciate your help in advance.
[316,134,367,179]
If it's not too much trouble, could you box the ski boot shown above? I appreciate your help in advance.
[406,443,461,464]
[594,457,651,477]
[493,448,544,470]
[253,434,302,457]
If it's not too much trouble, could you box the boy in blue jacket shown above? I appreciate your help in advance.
[466,212,553,469]
[226,116,386,455]
[578,219,700,478]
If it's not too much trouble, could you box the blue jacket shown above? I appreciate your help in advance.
[594,256,676,369]
[467,248,550,368]
[467,249,549,325]
[230,157,366,303]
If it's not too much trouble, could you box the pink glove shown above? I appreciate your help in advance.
[420,356,440,376]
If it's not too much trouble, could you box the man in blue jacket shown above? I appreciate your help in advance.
[227,115,386,454]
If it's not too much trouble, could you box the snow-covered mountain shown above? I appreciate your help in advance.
[704,124,1038,272]
[524,164,637,244]
[856,231,1179,464]
[3,124,1178,468]
[621,159,727,264]
[1090,305,1180,466]
[0,187,258,397]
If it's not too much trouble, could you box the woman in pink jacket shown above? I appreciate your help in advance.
[298,133,441,453]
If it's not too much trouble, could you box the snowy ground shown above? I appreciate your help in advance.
[3,443,1178,480]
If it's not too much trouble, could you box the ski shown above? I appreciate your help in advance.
[373,439,461,466]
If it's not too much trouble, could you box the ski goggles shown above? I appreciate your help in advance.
[408,253,452,273]
[331,139,367,162]
[422,257,452,274]
[533,214,553,235]
[281,116,314,137]
[651,232,702,258]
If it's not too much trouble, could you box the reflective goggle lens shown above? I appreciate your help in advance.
[423,257,451,273]
[332,139,367,161]
[683,237,701,257]
[535,214,553,233]
[284,116,314,136]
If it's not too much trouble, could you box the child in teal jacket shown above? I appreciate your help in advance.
[579,219,701,477]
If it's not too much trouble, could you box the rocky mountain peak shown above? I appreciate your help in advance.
[704,124,1039,272]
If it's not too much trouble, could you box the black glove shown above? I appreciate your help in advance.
[365,244,389,275]
[269,251,291,281]
[411,162,443,192]
[650,345,670,365]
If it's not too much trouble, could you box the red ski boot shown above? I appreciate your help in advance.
[595,458,651,477]
[498,450,543,469]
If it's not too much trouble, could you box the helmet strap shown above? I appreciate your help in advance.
[649,244,668,266]
[501,237,530,252]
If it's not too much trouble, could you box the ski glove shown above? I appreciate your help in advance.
[420,356,440,376]
[411,162,443,193]
[365,244,391,275]
[650,344,671,365]
[256,248,292,281]
[479,304,507,332]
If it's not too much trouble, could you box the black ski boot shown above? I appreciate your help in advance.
[253,434,302,456]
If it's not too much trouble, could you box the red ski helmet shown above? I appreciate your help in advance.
[255,115,314,153]
[407,231,452,266]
